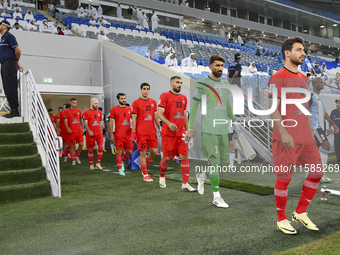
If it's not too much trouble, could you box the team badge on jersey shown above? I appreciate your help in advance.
[269,84,276,93]
[144,114,152,121]
[122,120,130,125]
[173,112,184,119]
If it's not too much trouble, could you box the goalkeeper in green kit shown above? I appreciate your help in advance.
[186,54,239,208]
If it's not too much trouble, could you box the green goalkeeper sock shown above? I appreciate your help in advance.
[208,155,220,192]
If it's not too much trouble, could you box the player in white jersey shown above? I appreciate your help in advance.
[309,77,339,182]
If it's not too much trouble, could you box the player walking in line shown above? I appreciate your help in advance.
[109,93,133,176]
[187,54,238,208]
[269,37,324,235]
[64,98,84,166]
[309,77,339,182]
[158,76,196,191]
[132,83,161,182]
[57,103,71,162]
[83,98,104,170]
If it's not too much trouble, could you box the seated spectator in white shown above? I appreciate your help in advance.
[13,3,22,12]
[39,19,51,32]
[57,26,64,35]
[136,22,143,30]
[164,43,173,54]
[51,22,59,34]
[165,52,178,67]
[312,61,317,68]
[63,26,72,35]
[13,9,22,19]
[88,23,98,32]
[89,18,97,25]
[97,30,109,41]
[26,20,37,31]
[219,26,225,37]
[4,2,12,10]
[24,10,34,21]
[248,62,257,74]
[13,22,22,30]
[84,7,90,17]
[98,17,110,25]
[99,23,108,32]
[1,9,11,17]
[75,6,85,18]
[156,43,165,53]
[181,53,197,67]
[0,2,3,9]
[320,62,327,73]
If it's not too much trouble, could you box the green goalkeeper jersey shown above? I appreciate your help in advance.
[189,76,236,135]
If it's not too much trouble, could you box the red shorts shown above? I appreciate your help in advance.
[60,132,68,144]
[115,135,133,151]
[68,131,83,145]
[161,134,188,159]
[272,139,323,178]
[137,133,158,151]
[86,133,103,148]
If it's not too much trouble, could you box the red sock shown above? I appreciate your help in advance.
[146,158,153,165]
[160,159,168,177]
[76,150,81,158]
[181,159,190,184]
[97,144,103,164]
[274,175,291,222]
[296,176,322,214]
[88,147,94,165]
[122,152,131,162]
[63,146,68,157]
[71,153,76,162]
[67,145,70,155]
[141,164,148,176]
[116,153,122,170]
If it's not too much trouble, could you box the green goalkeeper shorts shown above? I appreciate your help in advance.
[201,132,229,159]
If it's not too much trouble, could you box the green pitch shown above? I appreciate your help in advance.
[1,152,340,254]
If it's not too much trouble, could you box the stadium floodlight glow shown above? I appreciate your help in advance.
[197,22,199,23]
[233,25,235,27]
[218,22,220,24]
[263,34,266,36]
[333,24,338,27]
[275,34,277,36]
[320,25,325,28]
[202,19,204,21]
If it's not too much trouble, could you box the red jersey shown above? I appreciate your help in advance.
[110,105,131,137]
[268,67,313,144]
[158,91,187,137]
[57,111,67,134]
[50,115,56,124]
[64,108,82,134]
[131,97,157,135]
[83,109,103,136]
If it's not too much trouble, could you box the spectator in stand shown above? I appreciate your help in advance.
[156,43,165,53]
[135,22,143,30]
[13,3,22,12]
[151,11,159,32]
[220,26,225,37]
[227,53,242,87]
[132,6,137,20]
[63,26,72,35]
[97,30,109,41]
[137,8,142,24]
[204,4,210,11]
[141,12,148,30]
[37,0,42,10]
[51,22,59,34]
[99,23,108,32]
[181,53,197,67]
[89,17,97,25]
[255,48,261,56]
[13,22,22,30]
[5,2,12,10]
[76,6,85,18]
[165,52,178,67]
[98,5,103,16]
[116,3,122,19]
[90,6,98,18]
[0,2,3,9]
[320,62,327,73]
[127,5,133,19]
[26,20,37,31]
[237,34,243,46]
[1,9,11,17]
[99,17,110,25]
[248,62,257,74]
[164,43,173,54]
[332,72,340,89]
[39,19,50,32]
[277,53,283,63]
[13,9,22,19]
[314,64,321,74]
[51,4,59,18]
[57,26,64,35]
[24,10,34,21]
[84,7,90,17]
[335,56,339,63]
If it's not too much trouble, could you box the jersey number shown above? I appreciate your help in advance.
[123,113,126,117]
[167,149,175,157]
[144,105,151,111]
[140,143,146,149]
[176,102,182,108]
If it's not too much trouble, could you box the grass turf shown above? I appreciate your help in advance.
[1,152,340,254]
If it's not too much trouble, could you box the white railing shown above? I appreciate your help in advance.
[20,70,62,197]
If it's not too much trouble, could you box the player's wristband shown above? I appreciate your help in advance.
[131,132,136,140]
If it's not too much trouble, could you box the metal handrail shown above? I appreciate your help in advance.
[21,70,62,197]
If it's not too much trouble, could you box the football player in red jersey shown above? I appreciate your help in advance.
[84,98,104,170]
[48,108,57,130]
[109,93,133,176]
[158,76,196,191]
[57,103,71,162]
[132,83,161,182]
[269,37,323,234]
[64,98,84,166]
